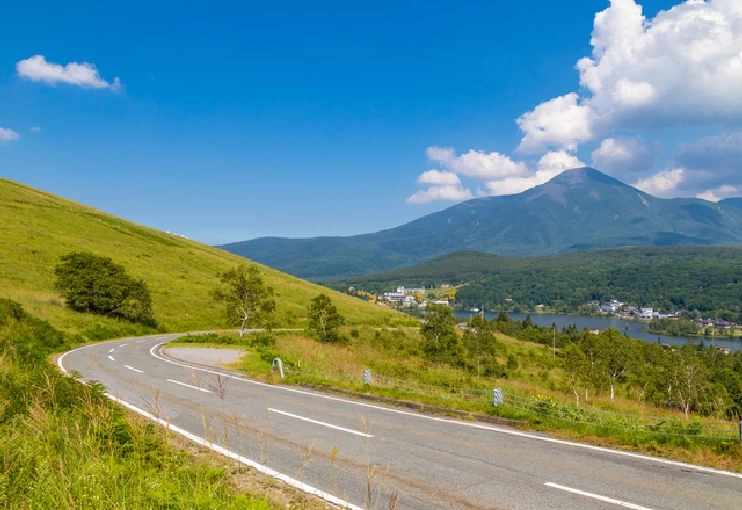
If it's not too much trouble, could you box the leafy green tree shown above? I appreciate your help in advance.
[421,304,460,364]
[212,265,275,336]
[562,343,587,405]
[601,330,636,400]
[463,315,495,376]
[54,252,154,325]
[668,345,709,418]
[308,293,345,343]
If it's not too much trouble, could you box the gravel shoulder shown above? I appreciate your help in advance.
[163,347,245,367]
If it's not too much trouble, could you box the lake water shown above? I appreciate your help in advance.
[453,311,742,352]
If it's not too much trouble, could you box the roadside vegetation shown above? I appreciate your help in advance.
[0,299,272,509]
[170,306,742,471]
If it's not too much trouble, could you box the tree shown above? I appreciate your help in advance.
[54,252,155,325]
[421,304,460,364]
[562,343,587,405]
[212,265,275,336]
[669,346,709,418]
[602,330,636,400]
[462,315,495,376]
[308,293,345,343]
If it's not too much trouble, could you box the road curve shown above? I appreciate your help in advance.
[60,334,742,510]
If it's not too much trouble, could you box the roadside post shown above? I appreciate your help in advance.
[493,388,503,408]
[271,358,284,378]
[364,369,371,386]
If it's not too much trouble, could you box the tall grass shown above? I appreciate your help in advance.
[0,299,269,509]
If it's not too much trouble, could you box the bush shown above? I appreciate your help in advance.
[54,252,156,326]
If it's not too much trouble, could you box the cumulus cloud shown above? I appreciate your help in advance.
[484,151,586,196]
[634,169,685,197]
[17,55,121,90]
[30,126,41,132]
[591,137,659,179]
[0,127,20,143]
[696,185,739,202]
[407,147,586,203]
[406,184,473,204]
[417,170,461,186]
[517,0,742,152]
[426,146,528,180]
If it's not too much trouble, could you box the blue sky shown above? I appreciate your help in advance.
[2,0,742,244]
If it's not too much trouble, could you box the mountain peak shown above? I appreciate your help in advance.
[548,167,629,188]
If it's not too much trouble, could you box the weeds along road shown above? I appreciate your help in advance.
[60,334,742,510]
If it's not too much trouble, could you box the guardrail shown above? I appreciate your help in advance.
[273,361,741,443]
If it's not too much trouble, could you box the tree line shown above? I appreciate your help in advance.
[420,305,742,418]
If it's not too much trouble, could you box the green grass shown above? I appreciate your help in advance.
[175,328,742,472]
[0,299,272,509]
[0,177,414,338]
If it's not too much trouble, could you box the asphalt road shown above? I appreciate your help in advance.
[60,334,742,510]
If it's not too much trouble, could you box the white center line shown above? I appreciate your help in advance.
[268,408,373,438]
[135,340,145,344]
[108,355,115,361]
[167,379,211,393]
[545,483,654,510]
[109,348,115,353]
[124,365,143,373]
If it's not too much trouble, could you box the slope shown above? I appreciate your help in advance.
[0,178,410,336]
[222,168,742,280]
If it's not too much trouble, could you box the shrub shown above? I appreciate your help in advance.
[54,252,155,326]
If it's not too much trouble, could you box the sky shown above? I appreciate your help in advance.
[2,0,742,244]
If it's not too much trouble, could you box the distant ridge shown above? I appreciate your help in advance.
[221,168,742,280]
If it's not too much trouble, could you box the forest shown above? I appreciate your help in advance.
[339,248,742,321]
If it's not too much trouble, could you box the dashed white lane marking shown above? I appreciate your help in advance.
[109,348,115,353]
[56,345,362,510]
[148,341,742,481]
[166,378,211,393]
[268,408,373,438]
[119,343,127,347]
[124,365,143,373]
[135,340,145,344]
[108,355,115,361]
[545,483,654,510]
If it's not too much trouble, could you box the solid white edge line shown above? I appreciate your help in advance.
[545,482,654,510]
[124,365,144,374]
[57,340,362,510]
[166,378,212,393]
[108,355,115,361]
[269,408,373,438]
[149,340,742,481]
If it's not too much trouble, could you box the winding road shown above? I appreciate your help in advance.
[59,334,742,510]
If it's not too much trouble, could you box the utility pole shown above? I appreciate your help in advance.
[553,325,556,358]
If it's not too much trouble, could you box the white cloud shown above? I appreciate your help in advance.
[696,185,739,202]
[517,0,742,152]
[484,151,586,196]
[634,168,685,196]
[30,126,41,132]
[406,184,473,204]
[591,137,658,178]
[417,169,461,186]
[0,128,20,143]
[516,93,593,153]
[426,146,528,180]
[17,55,121,90]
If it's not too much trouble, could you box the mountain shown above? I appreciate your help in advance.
[221,168,742,280]
[0,178,409,335]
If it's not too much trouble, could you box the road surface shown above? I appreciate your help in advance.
[60,334,742,510]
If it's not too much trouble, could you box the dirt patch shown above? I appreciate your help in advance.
[164,347,245,367]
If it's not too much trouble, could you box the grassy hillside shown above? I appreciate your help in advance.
[0,178,411,336]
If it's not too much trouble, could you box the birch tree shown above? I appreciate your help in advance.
[308,293,345,342]
[212,265,275,336]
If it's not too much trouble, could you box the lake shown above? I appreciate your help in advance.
[453,311,742,352]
